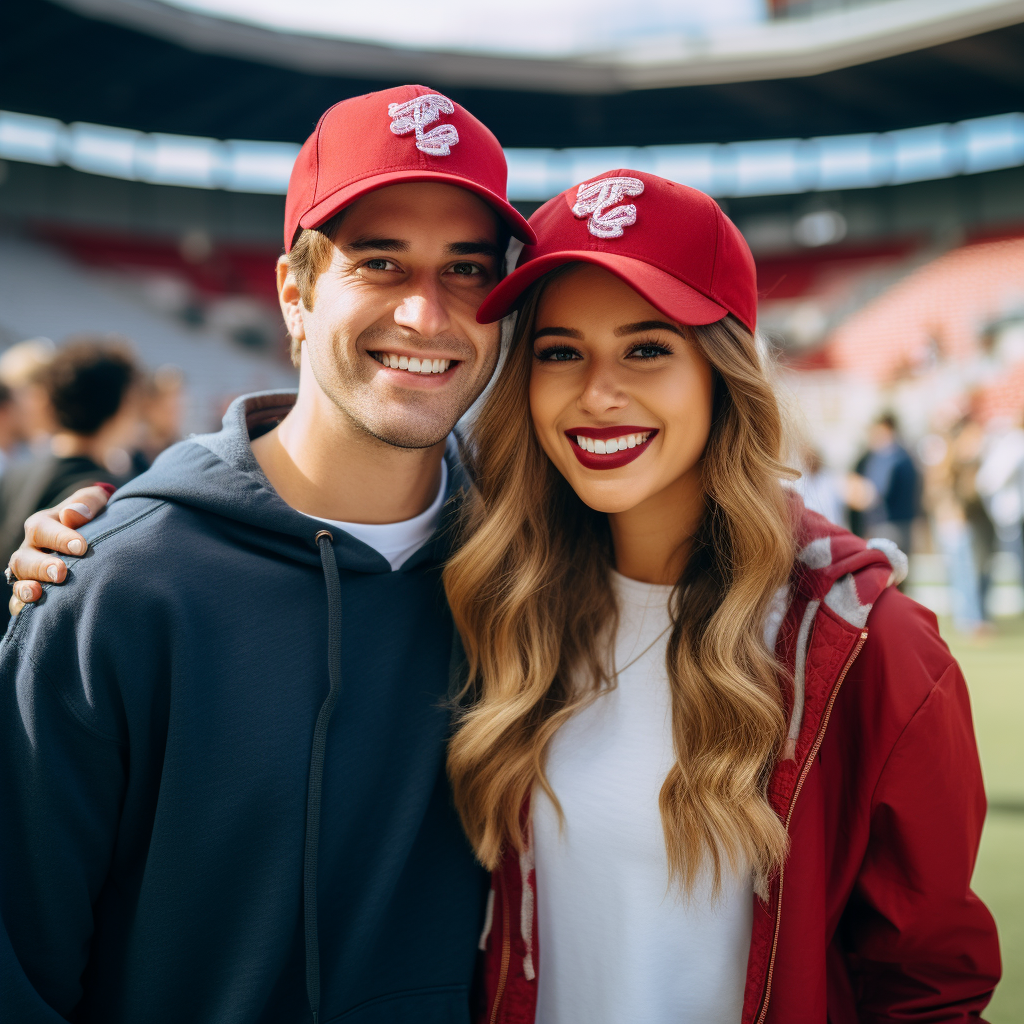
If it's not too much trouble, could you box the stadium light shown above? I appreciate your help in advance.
[1,109,1023,201]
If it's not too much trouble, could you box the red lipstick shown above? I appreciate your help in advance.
[564,427,659,470]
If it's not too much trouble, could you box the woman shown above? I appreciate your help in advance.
[9,172,1000,1022]
[445,172,998,1023]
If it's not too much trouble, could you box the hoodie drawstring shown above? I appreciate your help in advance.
[304,530,344,1024]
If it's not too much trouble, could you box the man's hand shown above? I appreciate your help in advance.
[7,486,112,615]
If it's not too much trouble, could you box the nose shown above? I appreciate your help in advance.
[392,275,451,339]
[577,358,629,416]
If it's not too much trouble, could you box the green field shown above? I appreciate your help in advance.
[946,617,1024,1022]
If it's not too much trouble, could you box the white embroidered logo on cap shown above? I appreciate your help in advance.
[388,94,460,157]
[572,176,645,238]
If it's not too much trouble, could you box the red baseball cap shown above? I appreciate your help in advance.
[477,170,756,331]
[284,84,535,252]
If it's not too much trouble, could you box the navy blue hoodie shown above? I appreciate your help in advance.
[0,392,487,1024]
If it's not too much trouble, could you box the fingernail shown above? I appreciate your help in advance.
[46,564,60,582]
[17,584,33,601]
[68,539,85,555]
[68,503,93,519]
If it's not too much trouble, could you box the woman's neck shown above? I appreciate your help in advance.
[607,465,705,585]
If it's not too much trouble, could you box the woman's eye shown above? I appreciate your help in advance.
[535,345,581,362]
[363,258,398,272]
[627,342,673,360]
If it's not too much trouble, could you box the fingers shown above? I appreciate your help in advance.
[56,485,111,531]
[5,484,110,610]
[25,510,90,559]
[8,580,42,612]
[9,545,67,585]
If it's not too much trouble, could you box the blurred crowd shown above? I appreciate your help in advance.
[0,337,183,602]
[794,407,1024,636]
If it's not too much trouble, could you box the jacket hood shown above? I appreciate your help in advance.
[791,501,909,628]
[113,390,467,574]
[763,499,910,762]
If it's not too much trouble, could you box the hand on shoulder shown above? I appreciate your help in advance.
[7,485,113,616]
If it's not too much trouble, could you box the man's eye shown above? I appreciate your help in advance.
[450,262,481,276]
[535,346,581,362]
[364,258,397,271]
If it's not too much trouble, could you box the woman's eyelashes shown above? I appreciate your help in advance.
[534,343,582,362]
[533,338,674,362]
[626,339,674,360]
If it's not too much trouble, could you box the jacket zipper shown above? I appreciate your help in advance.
[754,629,868,1024]
[489,879,512,1024]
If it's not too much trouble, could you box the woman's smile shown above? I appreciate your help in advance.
[565,427,659,469]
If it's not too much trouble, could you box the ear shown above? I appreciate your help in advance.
[277,257,305,343]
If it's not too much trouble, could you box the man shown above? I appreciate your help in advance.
[853,412,920,555]
[0,85,534,1023]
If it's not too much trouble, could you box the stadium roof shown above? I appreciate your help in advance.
[6,0,1024,148]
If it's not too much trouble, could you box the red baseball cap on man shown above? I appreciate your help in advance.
[477,170,756,331]
[284,84,535,251]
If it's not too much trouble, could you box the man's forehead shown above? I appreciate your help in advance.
[334,182,501,241]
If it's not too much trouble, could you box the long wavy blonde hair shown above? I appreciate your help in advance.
[445,270,796,894]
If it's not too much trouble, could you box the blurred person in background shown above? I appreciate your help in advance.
[921,413,993,635]
[0,337,56,457]
[852,412,919,555]
[0,338,140,622]
[0,383,21,479]
[131,364,185,474]
[788,441,883,530]
[976,411,1024,586]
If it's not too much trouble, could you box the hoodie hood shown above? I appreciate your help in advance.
[114,390,468,575]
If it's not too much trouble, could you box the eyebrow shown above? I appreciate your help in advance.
[533,320,685,342]
[343,238,408,253]
[447,240,504,260]
[614,320,686,338]
[533,326,583,341]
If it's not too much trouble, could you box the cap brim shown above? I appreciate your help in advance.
[298,169,536,245]
[477,251,728,326]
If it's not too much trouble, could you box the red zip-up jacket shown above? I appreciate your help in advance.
[478,508,1000,1024]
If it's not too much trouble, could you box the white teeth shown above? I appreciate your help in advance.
[376,353,452,373]
[575,431,652,453]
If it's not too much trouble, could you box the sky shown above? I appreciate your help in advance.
[162,0,769,56]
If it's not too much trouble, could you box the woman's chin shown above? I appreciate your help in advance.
[565,477,652,515]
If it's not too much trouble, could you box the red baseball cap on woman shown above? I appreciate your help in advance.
[284,84,536,251]
[476,170,756,331]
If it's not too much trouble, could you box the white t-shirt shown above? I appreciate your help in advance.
[532,571,753,1024]
[300,462,447,571]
